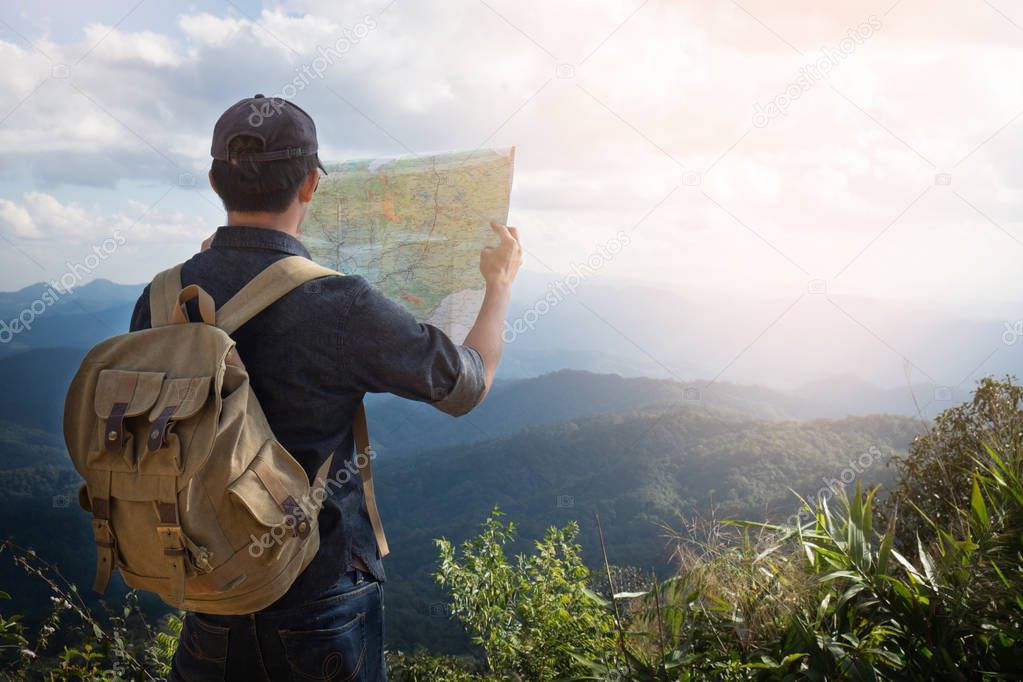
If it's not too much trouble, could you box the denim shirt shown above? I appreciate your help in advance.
[129,226,485,608]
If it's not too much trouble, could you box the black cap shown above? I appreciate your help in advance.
[211,94,327,173]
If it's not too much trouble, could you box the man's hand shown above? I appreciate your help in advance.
[480,220,522,290]
[464,220,521,403]
[201,233,215,252]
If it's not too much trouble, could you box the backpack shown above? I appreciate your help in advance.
[63,256,389,615]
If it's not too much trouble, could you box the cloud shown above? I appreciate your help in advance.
[0,197,36,238]
[79,23,181,67]
[0,191,209,242]
[0,0,1019,306]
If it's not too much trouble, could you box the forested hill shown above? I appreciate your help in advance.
[365,369,930,456]
[376,407,921,651]
[0,346,933,457]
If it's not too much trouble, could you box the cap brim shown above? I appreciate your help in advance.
[318,159,328,175]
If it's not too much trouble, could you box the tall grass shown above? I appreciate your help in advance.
[584,437,1023,680]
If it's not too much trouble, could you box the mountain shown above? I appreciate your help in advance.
[0,279,140,359]
[375,407,921,651]
[1,275,1018,396]
[0,279,141,319]
[0,344,939,464]
[496,273,1022,390]
[366,369,935,457]
[0,348,88,432]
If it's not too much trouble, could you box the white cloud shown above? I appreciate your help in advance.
[79,23,182,66]
[0,197,36,238]
[0,191,209,242]
[0,0,1017,306]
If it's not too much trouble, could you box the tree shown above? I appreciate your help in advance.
[888,376,1022,545]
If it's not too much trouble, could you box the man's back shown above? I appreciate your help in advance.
[131,225,485,605]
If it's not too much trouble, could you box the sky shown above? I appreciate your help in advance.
[0,0,1021,319]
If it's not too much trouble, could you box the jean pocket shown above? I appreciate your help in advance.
[174,614,229,680]
[279,614,366,682]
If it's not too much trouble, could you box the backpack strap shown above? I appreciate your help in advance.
[215,256,340,335]
[149,264,184,327]
[355,403,389,557]
[216,255,390,559]
[89,470,116,593]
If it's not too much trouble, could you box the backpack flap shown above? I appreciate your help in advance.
[143,376,212,475]
[90,369,165,471]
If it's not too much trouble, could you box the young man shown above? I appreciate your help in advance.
[130,95,522,681]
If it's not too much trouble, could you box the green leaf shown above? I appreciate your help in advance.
[612,591,648,599]
[970,477,990,531]
[818,570,858,583]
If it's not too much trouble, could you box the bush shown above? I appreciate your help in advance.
[433,510,620,680]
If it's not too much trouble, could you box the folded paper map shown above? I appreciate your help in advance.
[303,147,515,343]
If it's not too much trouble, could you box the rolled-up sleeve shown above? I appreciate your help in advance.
[341,279,486,416]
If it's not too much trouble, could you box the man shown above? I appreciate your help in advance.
[129,95,522,681]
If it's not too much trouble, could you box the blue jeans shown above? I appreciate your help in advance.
[170,570,386,681]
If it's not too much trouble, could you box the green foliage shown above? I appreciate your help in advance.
[0,540,180,680]
[386,650,494,681]
[434,509,620,680]
[889,375,1023,545]
[0,370,921,654]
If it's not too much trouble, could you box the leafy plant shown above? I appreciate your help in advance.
[434,509,620,680]
[0,539,180,680]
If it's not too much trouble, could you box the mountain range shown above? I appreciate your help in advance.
[1,275,1015,419]
[0,273,1014,652]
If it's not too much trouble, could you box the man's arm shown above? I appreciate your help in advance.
[340,220,520,417]
[463,221,522,399]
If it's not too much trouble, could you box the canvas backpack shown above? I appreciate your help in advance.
[63,256,389,615]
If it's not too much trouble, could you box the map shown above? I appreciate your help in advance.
[303,147,515,342]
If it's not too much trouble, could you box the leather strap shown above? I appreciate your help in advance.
[355,403,389,557]
[104,371,138,453]
[148,405,176,452]
[155,476,187,605]
[149,264,183,328]
[104,402,129,451]
[216,256,341,335]
[90,471,115,593]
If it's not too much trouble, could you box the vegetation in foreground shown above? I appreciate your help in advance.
[2,377,1021,680]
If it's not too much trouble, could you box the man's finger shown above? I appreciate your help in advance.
[507,226,520,244]
[490,219,514,242]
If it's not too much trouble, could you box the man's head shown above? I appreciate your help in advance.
[209,95,325,226]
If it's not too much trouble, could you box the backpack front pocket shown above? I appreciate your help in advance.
[88,369,165,471]
[227,439,317,560]
[140,376,212,475]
